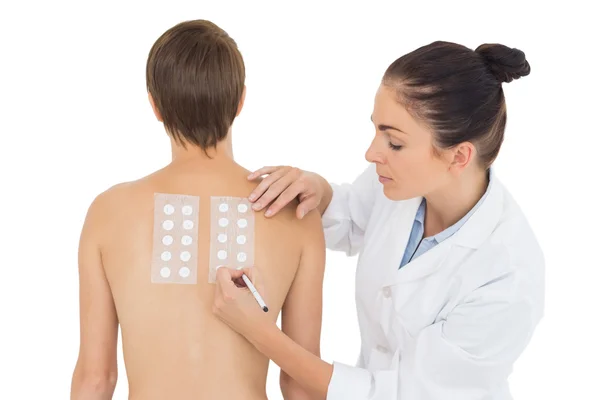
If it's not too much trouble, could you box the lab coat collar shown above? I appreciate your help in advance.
[446,167,504,249]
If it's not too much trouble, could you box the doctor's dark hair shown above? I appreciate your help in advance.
[146,19,245,150]
[383,41,530,168]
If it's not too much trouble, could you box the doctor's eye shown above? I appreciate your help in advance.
[388,142,403,151]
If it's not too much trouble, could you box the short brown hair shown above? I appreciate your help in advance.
[146,19,245,150]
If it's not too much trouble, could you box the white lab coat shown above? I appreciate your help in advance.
[322,164,545,400]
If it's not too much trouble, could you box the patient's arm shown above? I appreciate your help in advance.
[280,210,326,400]
[70,194,119,400]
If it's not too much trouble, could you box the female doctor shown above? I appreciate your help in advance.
[213,41,545,400]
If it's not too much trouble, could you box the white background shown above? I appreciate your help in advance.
[1,1,598,399]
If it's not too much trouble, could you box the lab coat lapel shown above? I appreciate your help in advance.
[387,241,453,285]
[377,197,428,286]
[371,194,453,288]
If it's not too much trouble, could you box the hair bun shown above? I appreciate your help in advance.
[475,43,530,83]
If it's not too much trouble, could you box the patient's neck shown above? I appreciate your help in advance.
[169,131,234,166]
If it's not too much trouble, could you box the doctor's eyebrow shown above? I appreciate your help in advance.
[370,115,408,135]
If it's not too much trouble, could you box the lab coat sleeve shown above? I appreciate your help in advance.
[322,164,379,256]
[327,272,541,400]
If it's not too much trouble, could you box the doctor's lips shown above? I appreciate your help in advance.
[378,174,393,184]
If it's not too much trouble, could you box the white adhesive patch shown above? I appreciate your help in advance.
[180,251,191,262]
[152,193,199,284]
[209,197,255,283]
[162,235,174,246]
[160,267,171,278]
[163,204,175,215]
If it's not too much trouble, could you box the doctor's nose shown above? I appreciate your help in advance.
[365,138,385,164]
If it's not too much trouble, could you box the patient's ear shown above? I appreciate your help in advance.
[236,85,246,117]
[148,93,163,122]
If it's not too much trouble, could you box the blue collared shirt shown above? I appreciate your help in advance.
[399,176,492,268]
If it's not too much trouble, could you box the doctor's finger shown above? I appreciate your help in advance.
[239,266,257,282]
[241,267,266,293]
[248,167,290,208]
[227,268,246,284]
[215,267,238,297]
[296,194,319,219]
[247,166,280,181]
[267,180,314,218]
[212,270,229,315]
[251,168,301,211]
[259,174,303,216]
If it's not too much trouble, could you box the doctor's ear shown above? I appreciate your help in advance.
[448,142,476,173]
[148,92,163,122]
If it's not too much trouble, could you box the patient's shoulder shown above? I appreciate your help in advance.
[84,178,152,231]
[89,180,140,212]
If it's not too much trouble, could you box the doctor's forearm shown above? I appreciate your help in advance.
[253,324,333,399]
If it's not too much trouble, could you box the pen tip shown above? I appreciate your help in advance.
[263,306,269,312]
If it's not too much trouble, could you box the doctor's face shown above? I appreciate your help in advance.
[365,84,452,201]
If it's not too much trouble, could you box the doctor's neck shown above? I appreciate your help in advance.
[422,167,489,237]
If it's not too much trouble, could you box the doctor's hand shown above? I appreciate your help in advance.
[212,266,272,342]
[247,166,333,219]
